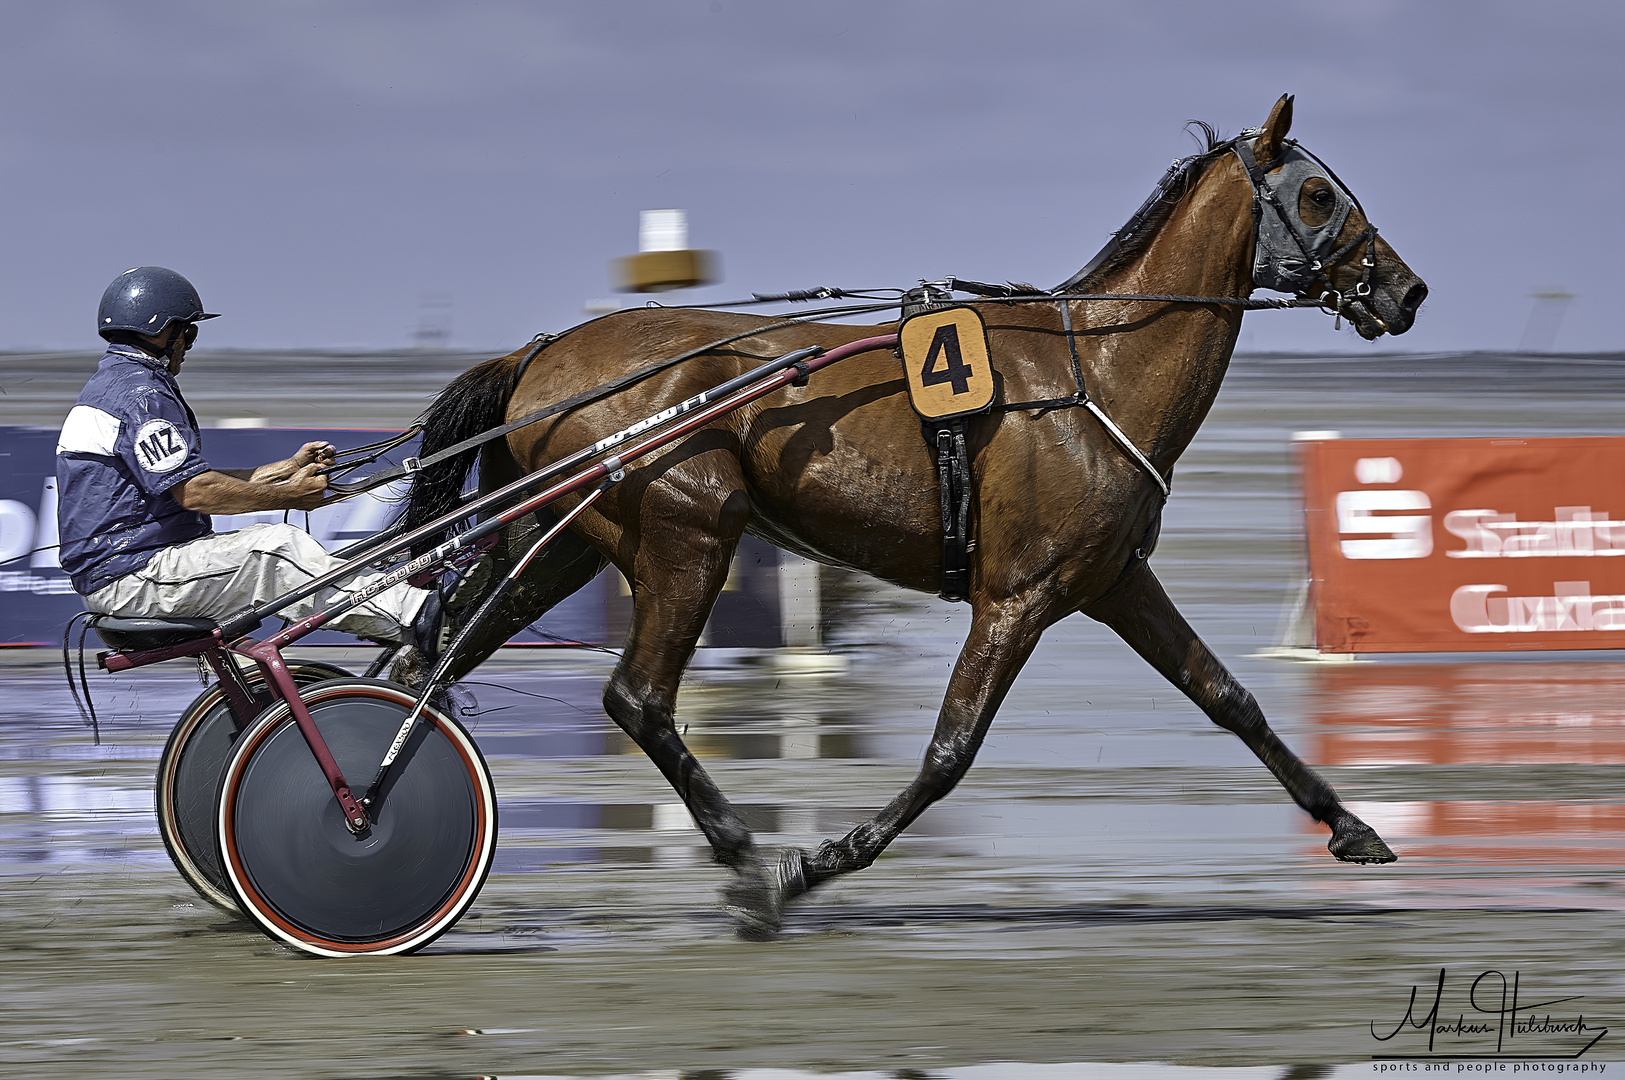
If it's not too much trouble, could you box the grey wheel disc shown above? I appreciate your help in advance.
[223,683,492,948]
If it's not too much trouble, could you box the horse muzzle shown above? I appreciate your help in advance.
[1346,273,1426,339]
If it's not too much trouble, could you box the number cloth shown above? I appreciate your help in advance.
[898,308,995,421]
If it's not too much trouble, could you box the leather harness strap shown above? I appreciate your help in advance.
[929,418,974,603]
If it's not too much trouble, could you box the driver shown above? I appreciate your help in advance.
[55,266,442,666]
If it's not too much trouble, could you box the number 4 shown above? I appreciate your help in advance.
[919,324,973,396]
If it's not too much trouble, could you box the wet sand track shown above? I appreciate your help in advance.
[2,350,1623,1076]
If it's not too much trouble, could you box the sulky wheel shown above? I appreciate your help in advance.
[156,660,352,912]
[215,678,496,956]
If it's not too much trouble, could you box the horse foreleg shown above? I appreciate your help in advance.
[1083,561,1396,864]
[783,598,1050,910]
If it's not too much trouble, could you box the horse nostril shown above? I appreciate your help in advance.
[1401,281,1428,315]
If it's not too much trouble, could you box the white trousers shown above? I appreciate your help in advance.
[85,523,427,644]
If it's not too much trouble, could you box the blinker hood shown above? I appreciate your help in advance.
[1235,140,1355,295]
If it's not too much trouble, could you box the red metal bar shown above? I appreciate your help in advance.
[239,640,370,832]
[198,646,264,730]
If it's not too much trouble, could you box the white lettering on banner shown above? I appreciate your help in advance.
[33,478,60,569]
[1444,505,1625,558]
[1336,489,1433,559]
[1450,580,1625,633]
[1354,456,1403,484]
[0,571,76,595]
[0,500,36,565]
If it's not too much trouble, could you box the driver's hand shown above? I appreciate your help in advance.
[280,462,331,510]
[293,441,337,469]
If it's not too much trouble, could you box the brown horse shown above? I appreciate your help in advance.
[404,96,1427,937]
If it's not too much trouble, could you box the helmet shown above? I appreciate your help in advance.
[97,266,221,339]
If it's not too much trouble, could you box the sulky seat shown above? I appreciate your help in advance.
[92,616,219,653]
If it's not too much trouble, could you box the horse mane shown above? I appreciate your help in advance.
[1057,121,1250,293]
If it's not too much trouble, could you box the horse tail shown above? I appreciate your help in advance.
[401,352,524,538]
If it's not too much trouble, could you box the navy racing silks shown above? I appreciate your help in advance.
[55,345,213,595]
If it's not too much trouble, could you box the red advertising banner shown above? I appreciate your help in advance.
[1299,436,1625,652]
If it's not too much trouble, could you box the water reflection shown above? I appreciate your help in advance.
[0,660,893,876]
[461,669,877,763]
[1312,662,1625,767]
[1306,661,1625,870]
[493,800,873,873]
[14,647,1623,915]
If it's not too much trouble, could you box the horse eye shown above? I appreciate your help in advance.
[1312,188,1335,207]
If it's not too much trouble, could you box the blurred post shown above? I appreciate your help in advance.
[1518,288,1574,353]
[778,552,821,649]
[613,209,719,293]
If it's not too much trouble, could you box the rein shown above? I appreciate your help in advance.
[326,132,1374,503]
[324,300,901,496]
[321,290,1326,500]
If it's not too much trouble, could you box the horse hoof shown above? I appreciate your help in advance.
[1328,819,1398,864]
[722,873,782,941]
[721,848,808,941]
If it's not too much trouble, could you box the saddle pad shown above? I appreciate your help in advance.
[898,307,995,421]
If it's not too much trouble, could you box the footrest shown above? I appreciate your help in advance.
[93,616,219,652]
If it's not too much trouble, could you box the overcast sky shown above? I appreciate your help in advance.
[2,1,1620,354]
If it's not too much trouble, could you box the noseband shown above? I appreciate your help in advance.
[1232,137,1379,324]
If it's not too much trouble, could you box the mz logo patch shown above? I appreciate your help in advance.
[133,418,189,473]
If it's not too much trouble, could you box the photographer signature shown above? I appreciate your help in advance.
[1372,968,1607,1059]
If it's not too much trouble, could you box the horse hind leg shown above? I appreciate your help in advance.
[411,439,611,682]
[438,510,610,683]
[593,484,786,934]
[1084,561,1396,864]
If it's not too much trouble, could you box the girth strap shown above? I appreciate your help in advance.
[927,417,975,603]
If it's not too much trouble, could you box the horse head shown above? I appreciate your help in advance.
[1247,94,1427,339]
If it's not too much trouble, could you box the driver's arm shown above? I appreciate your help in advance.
[216,440,337,483]
[173,464,330,514]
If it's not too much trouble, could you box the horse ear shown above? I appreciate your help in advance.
[1254,94,1294,165]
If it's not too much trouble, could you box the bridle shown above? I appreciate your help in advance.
[1231,135,1380,328]
[1053,132,1382,328]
